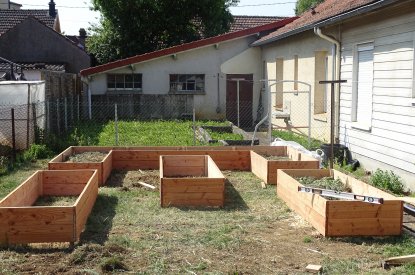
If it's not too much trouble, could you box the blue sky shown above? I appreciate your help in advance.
[17,0,296,35]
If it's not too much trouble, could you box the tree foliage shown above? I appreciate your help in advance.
[295,0,324,15]
[87,0,239,64]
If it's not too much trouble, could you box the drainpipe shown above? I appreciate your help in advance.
[314,27,341,143]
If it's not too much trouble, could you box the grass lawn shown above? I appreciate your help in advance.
[1,165,415,274]
[70,120,235,146]
[272,129,324,150]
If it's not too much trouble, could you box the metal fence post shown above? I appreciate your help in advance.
[46,100,50,134]
[77,95,80,121]
[11,108,16,162]
[26,84,31,149]
[114,103,119,146]
[193,106,196,146]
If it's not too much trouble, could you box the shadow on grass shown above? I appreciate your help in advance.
[79,193,118,245]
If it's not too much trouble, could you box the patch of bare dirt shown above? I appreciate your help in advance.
[65,152,108,163]
[33,196,78,206]
[107,170,160,189]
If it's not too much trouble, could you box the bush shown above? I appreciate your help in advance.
[23,144,53,162]
[370,169,405,195]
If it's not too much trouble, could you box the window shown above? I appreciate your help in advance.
[294,55,298,90]
[170,74,205,93]
[352,42,374,130]
[314,51,328,114]
[275,58,284,108]
[107,74,142,91]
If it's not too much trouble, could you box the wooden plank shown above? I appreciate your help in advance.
[0,207,75,244]
[207,156,225,178]
[43,183,86,196]
[6,223,75,244]
[102,150,113,186]
[163,167,206,177]
[0,171,42,207]
[49,146,73,164]
[383,255,415,268]
[162,199,224,207]
[327,218,402,236]
[75,171,99,237]
[250,151,269,183]
[48,163,103,185]
[327,200,403,219]
[163,192,224,200]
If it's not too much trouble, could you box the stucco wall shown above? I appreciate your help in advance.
[261,31,334,141]
[0,17,90,74]
[88,36,261,120]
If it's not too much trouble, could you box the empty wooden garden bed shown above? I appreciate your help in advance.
[0,170,98,245]
[160,155,225,207]
[251,147,319,185]
[49,146,112,186]
[277,169,403,237]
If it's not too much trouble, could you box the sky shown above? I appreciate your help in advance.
[16,0,297,35]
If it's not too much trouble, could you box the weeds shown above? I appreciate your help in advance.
[297,176,351,192]
[370,169,405,195]
[272,130,324,150]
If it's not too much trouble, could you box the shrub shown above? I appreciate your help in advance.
[23,144,53,161]
[370,169,405,195]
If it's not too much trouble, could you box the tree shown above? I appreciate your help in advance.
[87,0,239,64]
[295,0,324,16]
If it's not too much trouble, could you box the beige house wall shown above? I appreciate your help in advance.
[87,36,261,121]
[261,31,334,142]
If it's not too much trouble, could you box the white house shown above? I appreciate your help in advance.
[254,0,415,187]
[80,17,295,127]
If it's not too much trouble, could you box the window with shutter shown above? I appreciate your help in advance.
[352,43,374,130]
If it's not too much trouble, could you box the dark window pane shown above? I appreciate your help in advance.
[115,75,124,83]
[170,74,177,82]
[125,83,133,88]
[133,74,142,82]
[108,83,115,89]
[196,82,204,91]
[134,82,142,89]
[107,75,115,82]
[125,75,133,82]
[116,82,124,89]
[179,75,187,82]
[187,80,195,90]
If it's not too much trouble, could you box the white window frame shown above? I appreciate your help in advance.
[107,73,142,92]
[351,41,374,131]
[169,74,205,94]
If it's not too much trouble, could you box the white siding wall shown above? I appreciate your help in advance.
[339,5,415,185]
[88,36,262,120]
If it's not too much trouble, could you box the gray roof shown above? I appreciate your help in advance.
[0,9,56,36]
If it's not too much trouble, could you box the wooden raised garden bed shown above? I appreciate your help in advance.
[277,169,403,237]
[0,170,98,245]
[49,146,112,186]
[251,146,319,185]
[160,155,225,207]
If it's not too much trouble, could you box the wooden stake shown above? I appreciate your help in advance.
[137,181,156,190]
[306,264,322,273]
[382,255,415,269]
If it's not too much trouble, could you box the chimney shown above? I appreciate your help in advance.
[49,0,56,18]
[79,28,87,38]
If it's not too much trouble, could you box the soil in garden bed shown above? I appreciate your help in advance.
[297,176,352,200]
[259,153,291,161]
[107,170,160,189]
[33,196,78,206]
[65,152,108,163]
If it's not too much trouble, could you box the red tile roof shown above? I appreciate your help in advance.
[0,9,56,36]
[230,15,288,32]
[253,0,383,45]
[81,17,297,77]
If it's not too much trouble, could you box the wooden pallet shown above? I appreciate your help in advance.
[160,155,225,207]
[0,170,98,245]
[277,169,403,236]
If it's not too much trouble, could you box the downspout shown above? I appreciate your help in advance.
[314,27,341,143]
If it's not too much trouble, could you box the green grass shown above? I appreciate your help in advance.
[206,129,243,141]
[69,120,232,146]
[272,129,323,150]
